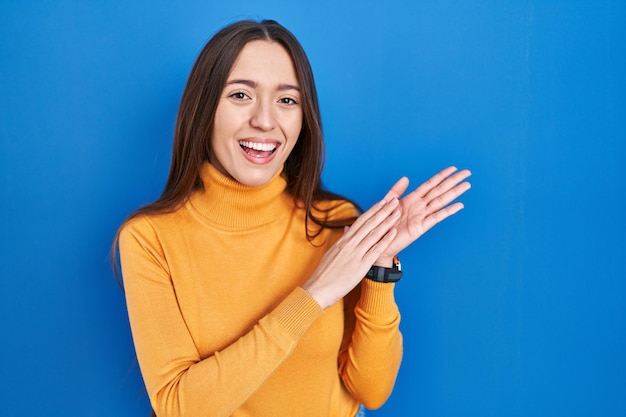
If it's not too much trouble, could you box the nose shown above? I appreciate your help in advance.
[250,99,277,131]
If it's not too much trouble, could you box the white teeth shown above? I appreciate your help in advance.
[239,141,277,152]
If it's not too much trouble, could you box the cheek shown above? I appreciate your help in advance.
[287,112,304,140]
[212,106,231,138]
[212,106,243,150]
[285,117,303,156]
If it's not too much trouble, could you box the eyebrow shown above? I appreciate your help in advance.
[226,79,301,92]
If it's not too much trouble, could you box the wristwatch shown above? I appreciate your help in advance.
[365,255,402,283]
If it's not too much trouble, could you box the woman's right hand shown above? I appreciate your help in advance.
[301,197,401,309]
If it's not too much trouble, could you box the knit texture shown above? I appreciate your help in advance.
[119,163,403,417]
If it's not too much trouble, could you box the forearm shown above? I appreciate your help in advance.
[339,280,403,409]
[128,284,323,417]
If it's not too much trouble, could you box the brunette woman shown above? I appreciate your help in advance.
[115,19,471,417]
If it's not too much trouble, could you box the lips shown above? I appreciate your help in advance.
[239,140,278,154]
[238,140,280,162]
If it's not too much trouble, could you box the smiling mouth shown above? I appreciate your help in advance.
[239,140,278,158]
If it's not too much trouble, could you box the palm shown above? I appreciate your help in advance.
[378,167,471,261]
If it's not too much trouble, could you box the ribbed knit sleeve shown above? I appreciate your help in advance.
[119,218,325,417]
[338,279,403,410]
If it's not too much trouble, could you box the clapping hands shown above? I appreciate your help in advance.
[303,166,471,309]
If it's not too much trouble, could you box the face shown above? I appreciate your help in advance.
[210,40,303,187]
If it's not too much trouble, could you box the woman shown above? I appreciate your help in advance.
[115,19,471,417]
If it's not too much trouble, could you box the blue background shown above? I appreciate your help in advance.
[1,1,625,416]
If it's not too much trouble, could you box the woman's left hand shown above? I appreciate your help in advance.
[374,166,472,266]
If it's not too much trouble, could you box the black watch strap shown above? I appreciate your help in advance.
[365,255,402,283]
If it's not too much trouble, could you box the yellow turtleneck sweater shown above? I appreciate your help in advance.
[119,163,403,417]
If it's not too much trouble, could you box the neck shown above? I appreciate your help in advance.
[188,163,294,229]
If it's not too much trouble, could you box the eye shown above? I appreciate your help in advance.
[279,97,299,106]
[229,91,250,101]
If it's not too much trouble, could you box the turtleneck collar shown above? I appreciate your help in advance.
[188,163,295,230]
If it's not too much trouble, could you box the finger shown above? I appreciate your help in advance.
[346,199,386,233]
[425,181,471,216]
[415,166,459,197]
[383,177,410,201]
[422,202,465,231]
[362,227,398,265]
[348,201,401,249]
[346,197,399,238]
[424,169,472,202]
[353,206,401,255]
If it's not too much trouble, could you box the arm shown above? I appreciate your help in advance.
[338,280,403,410]
[119,219,324,417]
[336,166,471,408]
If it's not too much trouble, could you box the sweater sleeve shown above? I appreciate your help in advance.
[118,218,324,417]
[337,279,403,410]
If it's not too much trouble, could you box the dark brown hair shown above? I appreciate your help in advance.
[112,19,359,277]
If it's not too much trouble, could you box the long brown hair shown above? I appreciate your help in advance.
[111,19,359,277]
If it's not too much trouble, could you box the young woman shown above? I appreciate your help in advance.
[115,19,471,417]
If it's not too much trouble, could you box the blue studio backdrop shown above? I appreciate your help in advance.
[1,1,624,416]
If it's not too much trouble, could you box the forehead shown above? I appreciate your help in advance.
[228,40,299,85]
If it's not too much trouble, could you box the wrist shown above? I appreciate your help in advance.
[365,255,403,283]
[373,256,394,268]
